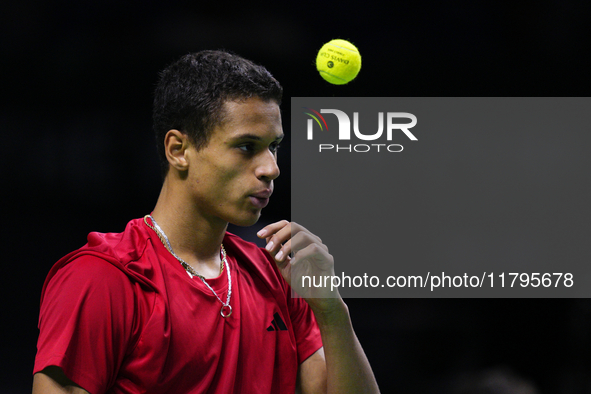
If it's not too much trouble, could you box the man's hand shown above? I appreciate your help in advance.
[258,220,381,394]
[257,221,341,312]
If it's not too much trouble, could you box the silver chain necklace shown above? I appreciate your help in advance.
[144,215,232,318]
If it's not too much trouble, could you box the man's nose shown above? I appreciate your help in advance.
[256,150,280,181]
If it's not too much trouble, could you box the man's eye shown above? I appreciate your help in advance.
[270,143,281,153]
[238,144,255,152]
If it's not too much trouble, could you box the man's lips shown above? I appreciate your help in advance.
[249,189,272,208]
[251,189,273,199]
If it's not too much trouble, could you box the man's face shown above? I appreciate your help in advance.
[185,97,283,227]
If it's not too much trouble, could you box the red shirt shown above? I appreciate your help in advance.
[34,218,322,394]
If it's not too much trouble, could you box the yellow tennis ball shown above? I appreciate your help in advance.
[316,39,361,85]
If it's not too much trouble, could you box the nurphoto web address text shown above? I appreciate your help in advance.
[301,272,574,292]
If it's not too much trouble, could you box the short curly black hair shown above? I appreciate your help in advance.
[153,50,283,175]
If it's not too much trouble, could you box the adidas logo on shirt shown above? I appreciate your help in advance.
[266,312,288,331]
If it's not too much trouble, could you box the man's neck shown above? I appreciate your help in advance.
[150,176,228,278]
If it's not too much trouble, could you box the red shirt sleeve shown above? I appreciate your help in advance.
[34,255,137,394]
[285,284,324,365]
[257,245,323,366]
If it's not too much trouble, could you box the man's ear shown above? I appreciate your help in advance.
[164,129,190,171]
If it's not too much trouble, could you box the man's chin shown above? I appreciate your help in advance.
[228,210,262,227]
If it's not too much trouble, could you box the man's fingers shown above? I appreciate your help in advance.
[260,221,328,269]
[263,222,294,255]
[273,239,292,266]
[275,232,329,268]
[291,231,329,255]
[290,222,323,244]
[291,243,334,271]
[257,220,289,239]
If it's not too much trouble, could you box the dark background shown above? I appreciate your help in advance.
[1,0,590,393]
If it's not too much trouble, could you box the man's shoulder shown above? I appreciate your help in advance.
[83,217,151,264]
[44,218,156,292]
[223,231,287,291]
[224,231,262,250]
[223,231,271,265]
